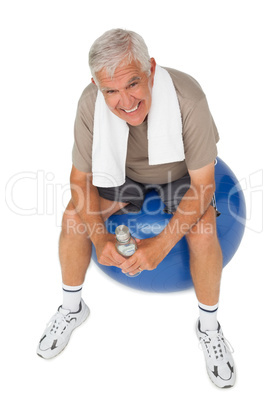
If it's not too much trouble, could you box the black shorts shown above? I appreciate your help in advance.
[97,174,220,216]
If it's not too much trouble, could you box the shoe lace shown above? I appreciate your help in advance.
[199,332,234,361]
[47,310,71,336]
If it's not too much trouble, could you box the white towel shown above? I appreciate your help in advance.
[92,65,185,187]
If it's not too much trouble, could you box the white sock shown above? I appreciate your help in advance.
[62,283,83,312]
[198,302,219,332]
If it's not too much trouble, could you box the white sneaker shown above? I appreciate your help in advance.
[196,320,236,388]
[37,299,90,359]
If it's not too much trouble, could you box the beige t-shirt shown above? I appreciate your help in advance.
[72,67,219,184]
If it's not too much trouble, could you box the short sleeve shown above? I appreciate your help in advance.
[183,96,220,170]
[72,103,94,173]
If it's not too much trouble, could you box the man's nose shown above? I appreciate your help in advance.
[118,90,133,109]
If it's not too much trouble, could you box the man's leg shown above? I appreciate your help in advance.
[59,200,92,287]
[186,205,222,308]
[37,197,129,359]
[186,206,235,388]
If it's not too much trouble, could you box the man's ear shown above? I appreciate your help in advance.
[150,58,156,76]
[91,78,96,85]
[149,58,156,87]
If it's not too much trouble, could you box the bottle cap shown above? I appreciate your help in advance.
[115,225,130,242]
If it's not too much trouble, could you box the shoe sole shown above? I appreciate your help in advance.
[37,305,90,359]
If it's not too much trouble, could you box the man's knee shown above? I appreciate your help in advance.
[61,200,87,237]
[186,206,218,253]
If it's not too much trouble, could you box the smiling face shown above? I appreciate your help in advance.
[93,58,156,126]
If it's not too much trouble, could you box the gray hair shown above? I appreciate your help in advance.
[88,28,151,85]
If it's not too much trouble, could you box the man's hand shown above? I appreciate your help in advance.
[95,233,127,267]
[119,237,168,276]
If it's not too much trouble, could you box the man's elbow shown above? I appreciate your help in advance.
[70,165,93,186]
[194,181,215,213]
[201,181,216,209]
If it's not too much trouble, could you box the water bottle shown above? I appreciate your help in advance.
[115,225,140,277]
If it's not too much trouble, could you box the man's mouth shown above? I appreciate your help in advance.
[121,102,141,114]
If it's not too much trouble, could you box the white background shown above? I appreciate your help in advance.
[1,0,267,400]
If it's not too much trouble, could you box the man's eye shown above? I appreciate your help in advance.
[106,90,115,94]
[129,82,138,88]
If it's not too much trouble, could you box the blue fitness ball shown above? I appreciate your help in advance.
[91,158,246,292]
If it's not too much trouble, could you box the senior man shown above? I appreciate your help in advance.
[37,28,235,388]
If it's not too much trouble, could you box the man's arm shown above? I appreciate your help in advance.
[120,161,215,274]
[70,165,126,266]
[157,160,215,250]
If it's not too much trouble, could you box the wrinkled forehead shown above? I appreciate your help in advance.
[96,59,146,88]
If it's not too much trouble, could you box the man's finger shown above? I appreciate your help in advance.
[111,249,127,265]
